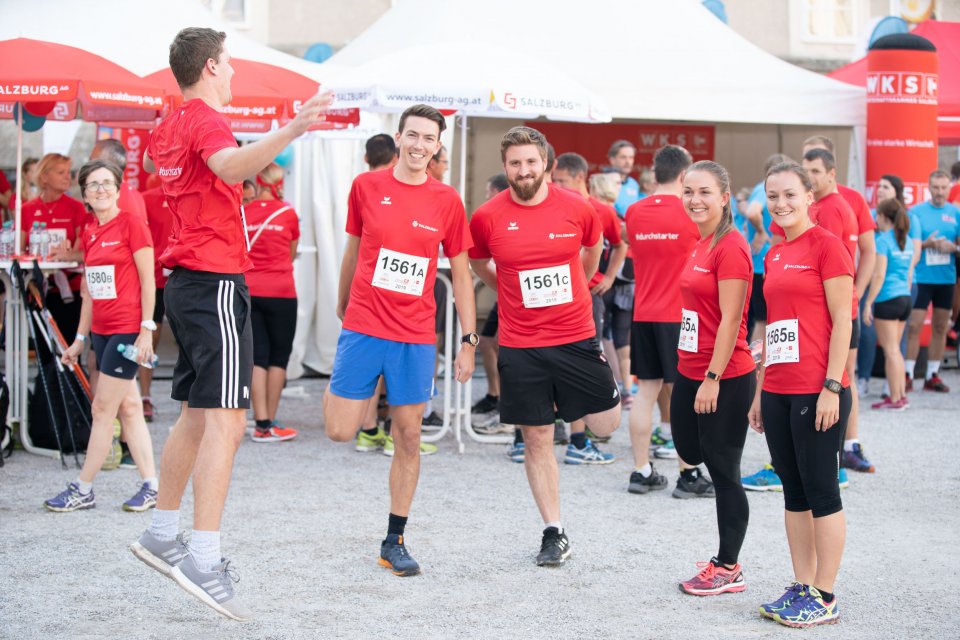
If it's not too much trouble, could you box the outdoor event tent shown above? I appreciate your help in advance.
[829,20,960,144]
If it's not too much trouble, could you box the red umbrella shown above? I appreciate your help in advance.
[146,58,358,133]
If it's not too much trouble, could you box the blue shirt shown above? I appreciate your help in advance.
[910,201,959,284]
[871,207,922,242]
[875,229,914,302]
[614,176,643,217]
[746,182,772,274]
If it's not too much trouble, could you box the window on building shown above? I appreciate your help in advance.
[802,0,858,43]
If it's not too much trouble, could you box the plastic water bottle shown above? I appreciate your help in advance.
[39,223,50,260]
[117,343,159,369]
[28,221,40,257]
[0,222,13,260]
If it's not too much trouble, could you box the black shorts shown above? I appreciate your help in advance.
[251,296,298,369]
[849,316,860,350]
[874,295,911,321]
[498,338,619,426]
[630,321,680,382]
[601,284,632,348]
[749,273,767,322]
[914,283,956,310]
[91,332,140,380]
[165,268,253,409]
[480,302,499,338]
[153,287,166,325]
[434,269,449,333]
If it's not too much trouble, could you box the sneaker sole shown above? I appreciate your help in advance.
[355,444,383,452]
[509,456,525,463]
[130,541,177,578]
[122,500,157,513]
[43,502,95,512]
[170,565,254,622]
[118,463,138,470]
[672,489,715,499]
[564,457,615,465]
[536,548,572,567]
[742,484,783,492]
[772,612,840,628]
[628,482,667,494]
[679,581,746,596]
[377,557,421,577]
[653,451,678,459]
[250,435,297,443]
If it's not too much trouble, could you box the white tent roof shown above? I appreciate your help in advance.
[328,0,866,127]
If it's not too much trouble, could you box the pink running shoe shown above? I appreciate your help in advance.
[870,397,905,411]
[679,558,746,596]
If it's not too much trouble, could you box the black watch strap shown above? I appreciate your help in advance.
[461,332,479,347]
[823,378,843,394]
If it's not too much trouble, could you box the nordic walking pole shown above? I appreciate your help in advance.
[32,308,81,468]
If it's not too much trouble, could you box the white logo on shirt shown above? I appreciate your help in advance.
[381,196,392,205]
[101,241,120,248]
[508,221,519,231]
[412,220,439,233]
[52,218,72,223]
[783,264,812,270]
[634,232,680,241]
[157,166,182,177]
[772,253,781,262]
[548,232,576,240]
[693,265,711,273]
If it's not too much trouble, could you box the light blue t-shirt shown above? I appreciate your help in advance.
[871,207,923,242]
[875,229,914,302]
[910,201,959,284]
[614,176,643,217]
[746,181,772,274]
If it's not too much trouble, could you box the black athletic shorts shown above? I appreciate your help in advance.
[434,269,449,333]
[165,268,253,409]
[874,295,911,321]
[630,321,680,382]
[251,296,298,369]
[749,273,767,322]
[91,331,140,380]
[153,287,165,324]
[914,283,955,311]
[601,284,632,348]
[480,302,499,338]
[498,338,620,426]
[849,316,860,350]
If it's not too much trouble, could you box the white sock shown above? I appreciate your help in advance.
[882,380,890,396]
[905,360,916,378]
[843,439,858,452]
[149,508,180,542]
[189,530,222,572]
[142,477,158,491]
[544,521,563,534]
[927,361,941,379]
[635,463,652,476]
[660,422,672,438]
[76,479,93,494]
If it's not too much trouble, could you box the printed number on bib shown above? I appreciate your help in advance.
[519,265,573,308]
[678,308,698,353]
[47,228,67,246]
[372,247,428,297]
[85,265,117,300]
[925,248,950,266]
[764,318,799,366]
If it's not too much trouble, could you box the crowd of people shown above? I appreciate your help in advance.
[2,25,959,629]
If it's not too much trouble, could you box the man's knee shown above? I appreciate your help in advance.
[584,406,621,437]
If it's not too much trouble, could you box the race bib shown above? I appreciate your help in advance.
[765,318,799,366]
[678,308,698,353]
[518,264,573,308]
[47,228,68,245]
[372,247,428,297]
[925,248,950,266]
[85,265,117,300]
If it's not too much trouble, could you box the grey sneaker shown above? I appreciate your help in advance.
[130,530,188,578]
[673,470,716,499]
[171,553,253,622]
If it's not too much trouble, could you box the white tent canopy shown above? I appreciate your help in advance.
[328,0,866,127]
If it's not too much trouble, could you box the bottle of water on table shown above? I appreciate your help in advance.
[40,223,50,260]
[29,222,40,256]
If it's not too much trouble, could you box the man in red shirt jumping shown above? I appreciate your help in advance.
[129,27,332,621]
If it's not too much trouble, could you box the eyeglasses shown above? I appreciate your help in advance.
[84,181,118,193]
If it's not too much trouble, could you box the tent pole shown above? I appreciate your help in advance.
[15,106,23,255]
[458,114,467,202]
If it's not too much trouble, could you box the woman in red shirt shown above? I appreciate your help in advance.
[245,163,300,443]
[671,161,755,597]
[44,160,159,514]
[748,162,854,628]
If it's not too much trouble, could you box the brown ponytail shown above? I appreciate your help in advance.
[876,198,909,251]
[687,160,734,250]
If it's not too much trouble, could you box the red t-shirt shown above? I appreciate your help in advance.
[343,169,471,344]
[762,225,854,394]
[469,184,600,348]
[625,194,700,322]
[81,211,153,335]
[948,182,960,206]
[141,187,174,289]
[677,231,755,380]
[147,99,250,274]
[587,196,622,288]
[118,184,147,222]
[0,171,10,196]
[244,199,300,298]
[838,183,875,234]
[21,194,87,291]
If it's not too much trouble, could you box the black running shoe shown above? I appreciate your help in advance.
[628,466,668,494]
[471,394,499,414]
[673,469,716,499]
[536,527,571,567]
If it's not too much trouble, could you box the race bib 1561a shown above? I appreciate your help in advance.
[372,247,429,297]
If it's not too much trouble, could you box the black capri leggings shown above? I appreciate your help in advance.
[251,296,298,369]
[761,389,852,518]
[671,371,755,565]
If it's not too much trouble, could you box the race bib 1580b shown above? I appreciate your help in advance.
[518,264,573,308]
[85,265,117,300]
[372,247,428,297]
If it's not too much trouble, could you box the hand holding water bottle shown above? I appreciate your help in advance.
[118,338,158,369]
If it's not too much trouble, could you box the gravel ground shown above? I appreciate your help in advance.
[1,369,958,639]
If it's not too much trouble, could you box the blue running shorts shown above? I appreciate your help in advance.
[329,329,435,406]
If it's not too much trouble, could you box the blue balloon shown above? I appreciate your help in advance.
[12,103,46,132]
[869,16,909,47]
[274,145,294,168]
[303,42,334,64]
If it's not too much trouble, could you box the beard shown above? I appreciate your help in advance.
[508,172,545,201]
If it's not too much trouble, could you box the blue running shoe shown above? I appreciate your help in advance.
[654,440,678,459]
[564,439,614,465]
[772,586,839,628]
[44,482,95,512]
[123,481,158,512]
[379,534,421,577]
[760,582,805,619]
[838,467,849,489]
[741,465,783,492]
[508,442,525,463]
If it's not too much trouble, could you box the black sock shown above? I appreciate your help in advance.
[680,467,700,483]
[387,512,407,537]
[486,394,499,401]
[570,431,587,449]
[361,426,379,436]
[815,587,835,603]
[120,441,130,456]
[514,428,524,444]
[255,419,271,431]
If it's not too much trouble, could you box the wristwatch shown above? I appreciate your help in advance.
[823,378,843,394]
[140,320,158,331]
[460,332,480,347]
[705,370,720,381]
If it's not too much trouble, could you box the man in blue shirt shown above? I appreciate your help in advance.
[905,170,960,392]
[608,140,643,216]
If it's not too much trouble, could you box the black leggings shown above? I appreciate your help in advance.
[251,296,298,369]
[671,371,755,565]
[761,390,852,518]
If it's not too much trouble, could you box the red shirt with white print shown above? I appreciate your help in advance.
[81,211,153,335]
[677,230,754,380]
[244,199,300,298]
[22,194,87,291]
[838,183,875,234]
[469,184,600,348]
[343,169,471,344]
[141,187,174,288]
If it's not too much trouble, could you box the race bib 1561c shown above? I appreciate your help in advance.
[518,264,573,309]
